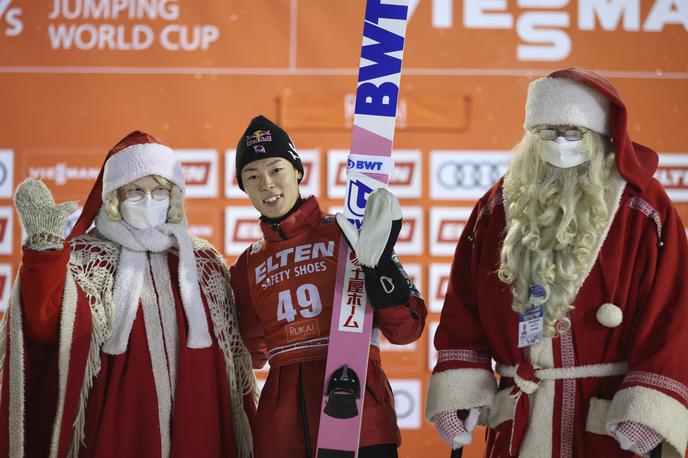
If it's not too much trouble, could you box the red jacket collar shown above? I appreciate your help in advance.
[260,196,324,241]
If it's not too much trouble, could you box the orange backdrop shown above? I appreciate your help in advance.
[1,1,687,457]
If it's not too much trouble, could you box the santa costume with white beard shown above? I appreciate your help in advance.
[425,68,688,457]
[0,131,256,458]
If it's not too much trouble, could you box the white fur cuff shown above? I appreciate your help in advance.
[425,368,497,422]
[606,386,688,458]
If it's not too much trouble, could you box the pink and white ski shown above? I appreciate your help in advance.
[316,1,410,457]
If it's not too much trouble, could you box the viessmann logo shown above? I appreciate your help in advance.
[328,150,421,199]
[29,163,99,185]
[414,0,687,62]
[225,149,320,198]
[176,149,218,198]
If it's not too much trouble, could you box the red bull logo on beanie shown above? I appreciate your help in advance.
[246,129,272,147]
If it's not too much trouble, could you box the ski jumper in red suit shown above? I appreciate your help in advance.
[426,68,688,457]
[231,196,427,458]
[0,131,256,458]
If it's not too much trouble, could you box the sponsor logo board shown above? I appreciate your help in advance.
[185,205,222,250]
[328,149,422,199]
[0,151,13,198]
[176,149,219,198]
[0,264,12,312]
[655,153,688,202]
[429,207,473,256]
[428,321,439,371]
[396,206,423,256]
[428,263,451,313]
[401,262,423,300]
[224,206,262,256]
[389,379,422,429]
[430,150,509,200]
[0,207,13,255]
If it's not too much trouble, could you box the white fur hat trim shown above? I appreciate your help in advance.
[596,303,623,328]
[524,77,611,136]
[102,143,186,199]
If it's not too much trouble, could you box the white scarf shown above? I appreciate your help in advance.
[95,208,212,355]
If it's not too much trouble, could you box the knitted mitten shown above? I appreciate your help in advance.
[14,178,78,251]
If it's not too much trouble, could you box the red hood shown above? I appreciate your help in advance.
[548,67,658,192]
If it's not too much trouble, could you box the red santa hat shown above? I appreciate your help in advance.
[68,131,184,239]
[525,67,658,192]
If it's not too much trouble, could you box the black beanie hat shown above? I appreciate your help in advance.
[235,115,304,190]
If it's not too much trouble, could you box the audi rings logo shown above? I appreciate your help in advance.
[437,160,506,189]
[431,151,510,200]
[394,390,414,418]
[390,379,421,429]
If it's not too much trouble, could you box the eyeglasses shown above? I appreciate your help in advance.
[123,188,170,203]
[535,126,588,141]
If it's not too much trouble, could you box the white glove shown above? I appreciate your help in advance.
[432,408,480,449]
[336,188,411,309]
[614,421,662,455]
[14,178,78,251]
[335,187,402,268]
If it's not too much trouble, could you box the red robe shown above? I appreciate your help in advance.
[0,236,256,458]
[230,196,427,458]
[426,174,688,457]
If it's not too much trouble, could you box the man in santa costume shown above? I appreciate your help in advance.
[426,68,688,457]
[230,115,427,458]
[0,131,256,457]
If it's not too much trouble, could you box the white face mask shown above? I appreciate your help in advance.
[120,196,170,229]
[539,137,588,168]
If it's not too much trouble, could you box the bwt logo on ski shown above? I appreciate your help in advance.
[181,161,210,185]
[338,161,408,184]
[346,179,374,221]
[354,0,407,117]
[347,158,384,172]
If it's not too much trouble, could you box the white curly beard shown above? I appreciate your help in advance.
[498,131,615,336]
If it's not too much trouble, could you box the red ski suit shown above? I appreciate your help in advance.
[231,196,427,458]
